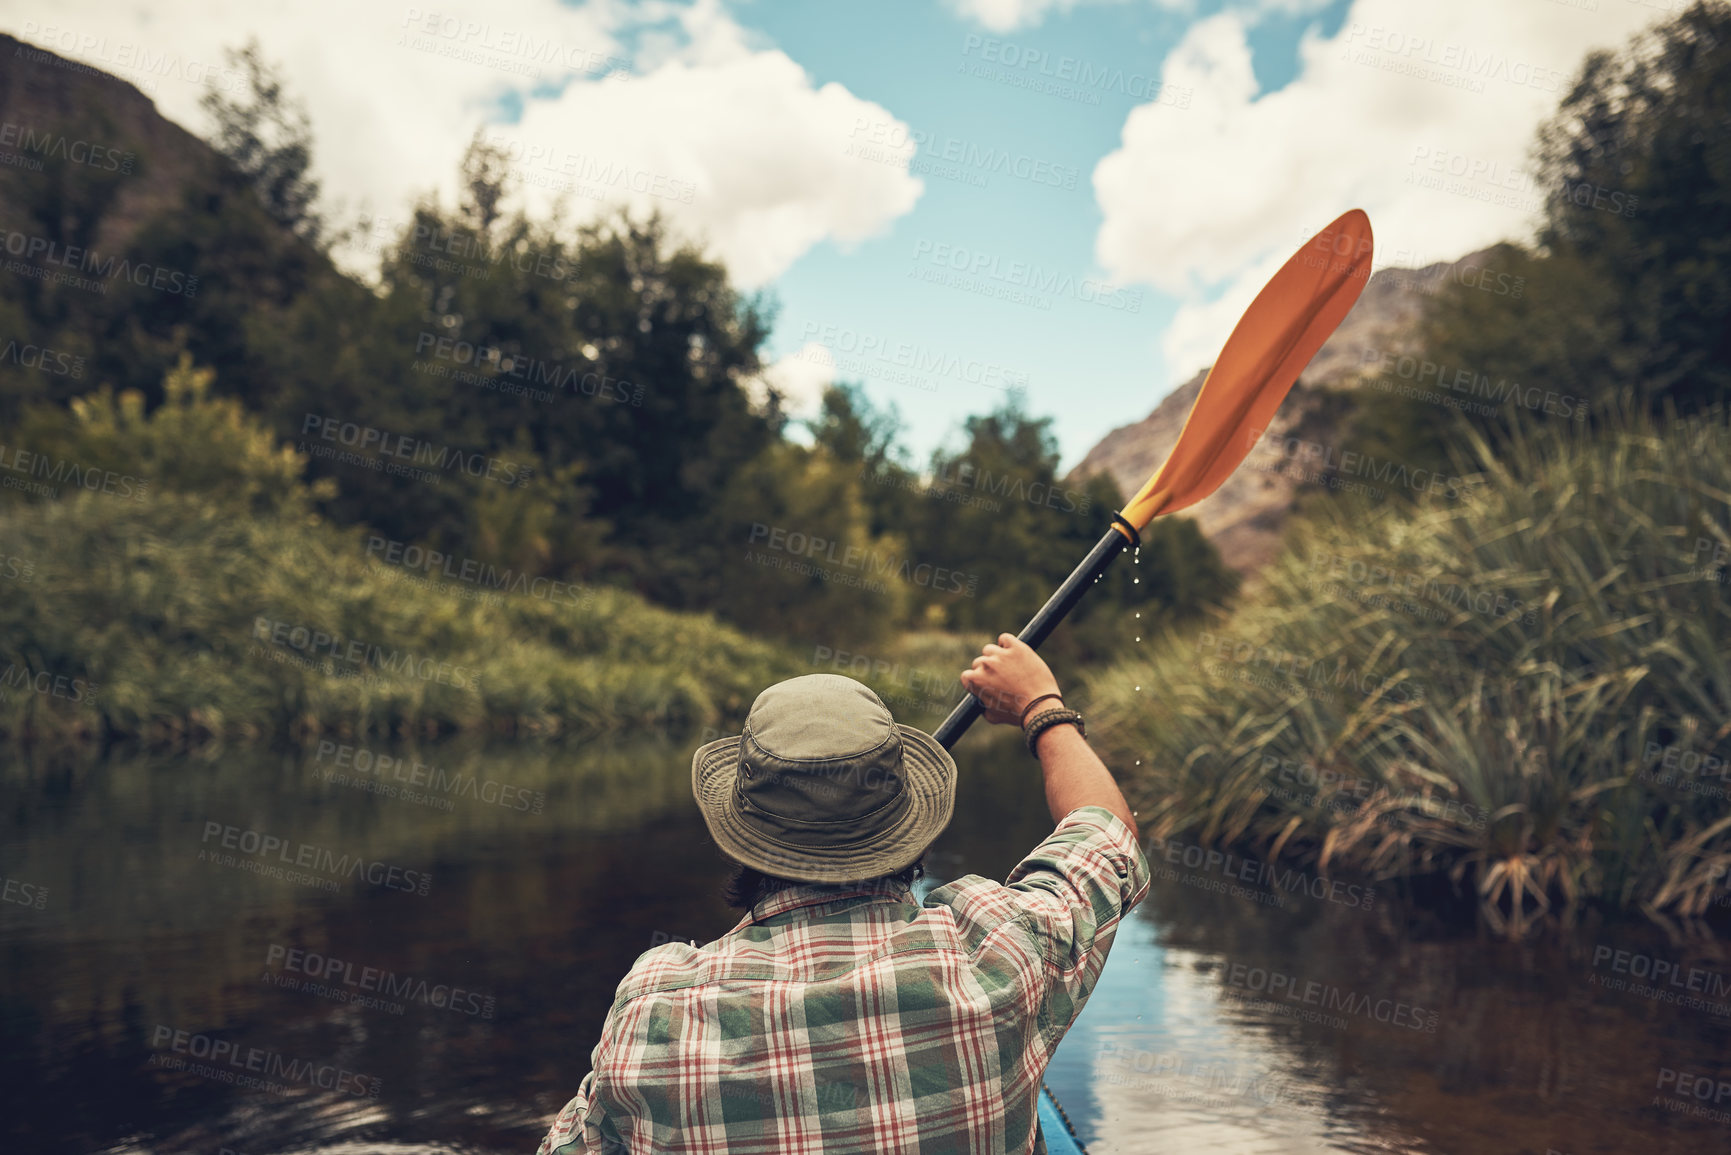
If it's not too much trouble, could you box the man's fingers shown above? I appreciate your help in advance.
[998,633,1018,647]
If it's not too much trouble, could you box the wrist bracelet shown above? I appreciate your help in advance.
[1018,692,1064,726]
[1024,707,1085,756]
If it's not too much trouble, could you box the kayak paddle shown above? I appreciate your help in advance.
[933,208,1376,750]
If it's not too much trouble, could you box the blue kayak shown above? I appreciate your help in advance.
[1037,1083,1087,1154]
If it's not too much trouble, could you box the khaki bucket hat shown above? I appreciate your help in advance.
[692,674,957,884]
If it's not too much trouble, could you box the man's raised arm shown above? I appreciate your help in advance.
[958,633,1138,842]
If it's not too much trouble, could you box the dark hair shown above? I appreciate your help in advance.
[722,857,927,910]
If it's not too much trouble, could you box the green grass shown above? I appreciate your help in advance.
[0,490,807,746]
[1090,404,1731,926]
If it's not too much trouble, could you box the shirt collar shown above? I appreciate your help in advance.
[734,876,916,930]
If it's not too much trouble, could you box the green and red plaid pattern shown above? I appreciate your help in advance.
[537,805,1150,1154]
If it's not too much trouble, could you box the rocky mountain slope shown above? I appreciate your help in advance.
[1069,251,1505,572]
[0,33,217,255]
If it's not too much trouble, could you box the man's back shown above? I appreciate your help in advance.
[540,806,1151,1154]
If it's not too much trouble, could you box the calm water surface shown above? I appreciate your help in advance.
[3,736,1729,1154]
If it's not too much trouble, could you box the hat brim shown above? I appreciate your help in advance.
[692,725,957,884]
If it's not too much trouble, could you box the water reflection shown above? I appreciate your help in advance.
[2,737,1729,1154]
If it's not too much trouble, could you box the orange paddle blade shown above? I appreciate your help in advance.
[1120,208,1374,531]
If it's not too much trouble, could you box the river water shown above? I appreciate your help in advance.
[3,735,1729,1154]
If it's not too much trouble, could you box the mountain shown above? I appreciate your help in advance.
[1068,251,1501,573]
[0,33,218,254]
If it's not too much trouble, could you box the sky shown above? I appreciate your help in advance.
[1,0,1675,470]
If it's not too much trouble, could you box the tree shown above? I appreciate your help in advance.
[1533,0,1731,410]
[1349,1,1731,487]
[200,40,324,245]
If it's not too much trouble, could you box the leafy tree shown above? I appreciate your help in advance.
[708,441,911,647]
[6,353,334,517]
[200,40,324,245]
[1351,1,1731,486]
[1533,0,1731,410]
[808,383,920,536]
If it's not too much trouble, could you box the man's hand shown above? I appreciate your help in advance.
[959,633,1063,726]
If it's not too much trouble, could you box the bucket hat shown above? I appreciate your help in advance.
[692,674,957,883]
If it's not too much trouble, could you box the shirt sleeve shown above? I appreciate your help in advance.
[1003,805,1151,1044]
[537,1068,623,1154]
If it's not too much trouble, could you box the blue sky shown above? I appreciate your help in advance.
[6,0,1665,471]
[735,0,1355,468]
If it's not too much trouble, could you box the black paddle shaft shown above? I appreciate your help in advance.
[932,515,1137,751]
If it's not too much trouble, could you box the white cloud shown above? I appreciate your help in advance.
[946,0,1331,35]
[501,3,923,287]
[2,0,921,287]
[748,341,833,418]
[948,0,1097,34]
[1092,0,1662,380]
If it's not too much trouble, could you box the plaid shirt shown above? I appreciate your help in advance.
[536,805,1151,1154]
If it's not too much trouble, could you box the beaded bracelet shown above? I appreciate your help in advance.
[1024,707,1086,756]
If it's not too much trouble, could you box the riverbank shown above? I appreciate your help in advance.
[1089,406,1731,924]
[0,479,981,747]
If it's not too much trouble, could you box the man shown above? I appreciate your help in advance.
[537,633,1150,1153]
